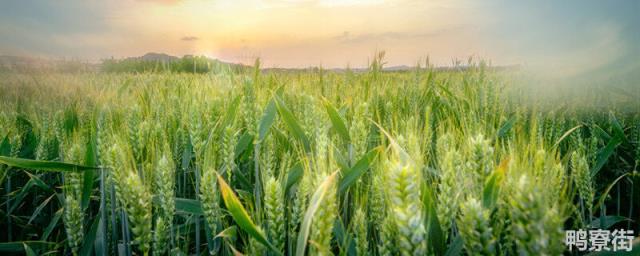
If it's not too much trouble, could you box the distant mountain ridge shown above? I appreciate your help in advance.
[131,52,179,62]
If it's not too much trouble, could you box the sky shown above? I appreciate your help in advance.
[0,0,638,70]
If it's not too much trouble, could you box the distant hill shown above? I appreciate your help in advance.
[130,52,179,62]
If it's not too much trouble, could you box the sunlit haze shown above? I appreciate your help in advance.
[1,0,638,70]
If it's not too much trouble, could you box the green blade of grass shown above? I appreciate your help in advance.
[175,197,204,216]
[258,99,278,142]
[152,196,203,215]
[323,99,350,143]
[496,115,517,139]
[0,241,55,253]
[444,236,463,256]
[27,194,55,225]
[79,213,101,256]
[8,178,35,213]
[591,135,622,177]
[82,130,98,210]
[0,156,99,172]
[338,147,379,194]
[0,136,10,156]
[234,132,254,159]
[274,96,311,153]
[482,159,507,209]
[608,113,626,142]
[214,226,238,240]
[552,124,583,148]
[217,174,281,255]
[588,215,631,229]
[285,162,304,194]
[594,172,634,213]
[223,95,242,128]
[423,184,445,255]
[24,172,54,193]
[42,208,63,241]
[296,171,339,256]
[23,243,37,256]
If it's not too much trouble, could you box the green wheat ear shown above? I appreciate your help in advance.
[62,136,86,256]
[264,176,285,252]
[63,195,83,256]
[386,158,426,256]
[352,208,369,255]
[458,197,496,255]
[571,151,593,221]
[153,217,169,256]
[154,151,175,254]
[121,172,153,255]
[369,171,386,232]
[222,125,237,181]
[350,102,371,158]
[308,173,338,256]
[509,175,564,255]
[200,166,220,234]
[436,145,463,238]
[290,169,311,248]
[378,213,397,256]
[466,133,494,189]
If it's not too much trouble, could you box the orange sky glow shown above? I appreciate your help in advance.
[1,0,637,71]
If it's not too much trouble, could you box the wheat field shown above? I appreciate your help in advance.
[0,57,639,255]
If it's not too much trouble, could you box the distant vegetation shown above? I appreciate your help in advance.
[2,52,521,75]
[0,56,97,73]
[101,53,248,73]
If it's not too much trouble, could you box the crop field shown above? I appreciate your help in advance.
[0,59,639,255]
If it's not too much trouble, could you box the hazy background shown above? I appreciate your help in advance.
[0,0,638,76]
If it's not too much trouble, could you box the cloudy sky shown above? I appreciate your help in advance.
[0,0,638,70]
